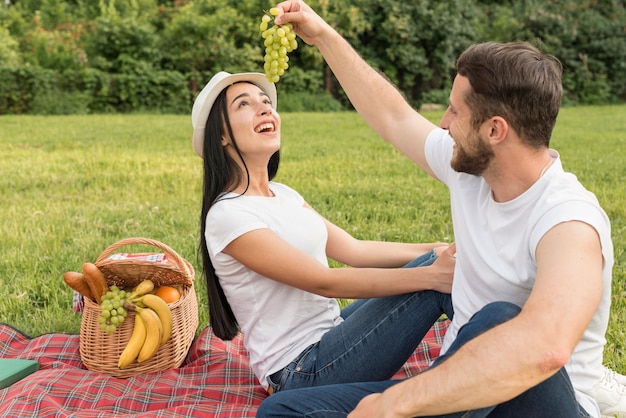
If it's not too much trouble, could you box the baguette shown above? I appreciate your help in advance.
[82,262,109,304]
[63,271,95,301]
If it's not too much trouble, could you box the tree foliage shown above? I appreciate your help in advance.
[0,0,624,114]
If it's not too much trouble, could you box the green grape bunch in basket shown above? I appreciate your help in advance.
[260,7,298,83]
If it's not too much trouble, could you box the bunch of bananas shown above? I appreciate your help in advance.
[118,279,174,369]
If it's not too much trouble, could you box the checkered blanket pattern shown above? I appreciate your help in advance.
[0,320,448,417]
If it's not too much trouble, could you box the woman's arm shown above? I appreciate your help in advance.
[222,217,454,299]
[306,203,448,268]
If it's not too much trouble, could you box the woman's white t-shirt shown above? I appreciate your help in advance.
[205,182,342,390]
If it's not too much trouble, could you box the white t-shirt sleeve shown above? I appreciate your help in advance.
[424,128,455,184]
[530,199,612,260]
[206,201,267,257]
[205,183,308,260]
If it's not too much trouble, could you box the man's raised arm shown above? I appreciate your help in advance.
[276,0,439,176]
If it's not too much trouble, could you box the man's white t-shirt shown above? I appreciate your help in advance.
[425,128,613,417]
[205,182,342,390]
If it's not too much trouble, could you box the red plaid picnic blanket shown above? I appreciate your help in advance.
[0,320,448,417]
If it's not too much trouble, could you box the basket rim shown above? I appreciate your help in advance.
[94,237,193,279]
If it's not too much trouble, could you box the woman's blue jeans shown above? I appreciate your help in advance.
[257,301,590,418]
[266,250,453,393]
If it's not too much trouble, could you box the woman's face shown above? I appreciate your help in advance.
[222,82,281,164]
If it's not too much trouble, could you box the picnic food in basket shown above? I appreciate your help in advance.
[130,284,174,346]
[82,262,109,304]
[97,285,130,334]
[154,285,181,303]
[63,271,94,301]
[116,280,174,368]
[63,237,198,378]
[64,270,180,367]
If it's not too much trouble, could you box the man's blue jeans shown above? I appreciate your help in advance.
[258,301,590,417]
[266,250,453,392]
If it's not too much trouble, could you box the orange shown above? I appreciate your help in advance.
[154,285,181,303]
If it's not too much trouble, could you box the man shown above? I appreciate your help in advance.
[256,1,623,417]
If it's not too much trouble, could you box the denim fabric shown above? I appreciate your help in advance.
[258,301,590,418]
[266,250,453,393]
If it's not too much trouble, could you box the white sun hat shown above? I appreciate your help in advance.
[191,71,277,158]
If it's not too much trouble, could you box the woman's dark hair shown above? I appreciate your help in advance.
[199,82,280,340]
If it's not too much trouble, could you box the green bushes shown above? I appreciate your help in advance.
[0,66,189,114]
[0,26,21,66]
[0,62,339,115]
[278,91,344,113]
[1,0,624,114]
[0,66,48,114]
[473,0,626,105]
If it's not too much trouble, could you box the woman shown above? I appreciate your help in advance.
[192,71,454,394]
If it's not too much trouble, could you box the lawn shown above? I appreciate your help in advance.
[0,105,624,371]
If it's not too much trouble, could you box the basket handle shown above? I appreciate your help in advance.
[95,237,192,277]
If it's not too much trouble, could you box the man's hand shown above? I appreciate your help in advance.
[348,393,383,418]
[274,0,328,46]
[348,392,409,418]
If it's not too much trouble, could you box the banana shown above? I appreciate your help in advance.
[135,294,172,347]
[136,306,162,363]
[117,312,146,369]
[129,279,155,300]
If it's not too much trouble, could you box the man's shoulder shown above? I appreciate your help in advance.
[545,170,601,206]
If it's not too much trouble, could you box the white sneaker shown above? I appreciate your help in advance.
[605,366,626,386]
[596,366,626,418]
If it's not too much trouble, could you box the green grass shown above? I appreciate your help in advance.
[0,106,625,371]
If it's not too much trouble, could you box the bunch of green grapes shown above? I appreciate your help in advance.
[260,7,298,83]
[98,285,130,334]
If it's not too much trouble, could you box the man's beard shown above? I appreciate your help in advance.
[450,130,495,176]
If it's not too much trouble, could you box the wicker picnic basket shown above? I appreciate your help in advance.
[79,237,199,378]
